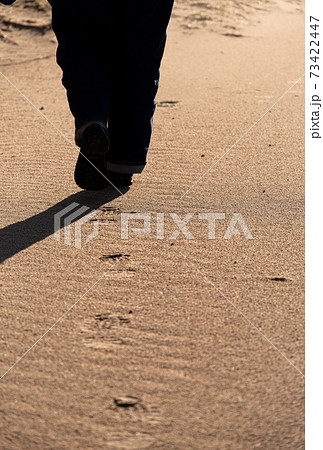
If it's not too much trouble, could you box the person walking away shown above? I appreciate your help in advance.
[0,0,174,190]
[51,0,174,189]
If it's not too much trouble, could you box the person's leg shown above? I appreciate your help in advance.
[106,0,174,174]
[51,0,116,139]
[52,0,117,189]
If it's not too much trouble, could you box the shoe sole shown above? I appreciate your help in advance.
[74,125,110,191]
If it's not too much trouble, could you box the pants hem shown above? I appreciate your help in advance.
[106,161,146,174]
[75,120,107,146]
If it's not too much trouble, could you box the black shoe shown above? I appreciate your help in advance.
[74,124,110,190]
[106,171,133,187]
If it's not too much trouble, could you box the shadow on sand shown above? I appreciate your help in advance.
[0,186,128,264]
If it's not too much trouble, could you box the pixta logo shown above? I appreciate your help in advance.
[54,202,100,249]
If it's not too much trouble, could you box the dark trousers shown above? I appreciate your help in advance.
[52,0,174,173]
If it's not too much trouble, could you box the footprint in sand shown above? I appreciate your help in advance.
[99,253,130,261]
[157,100,179,107]
[268,277,291,282]
[114,396,140,408]
[81,313,132,348]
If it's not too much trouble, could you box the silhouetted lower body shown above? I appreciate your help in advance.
[51,0,174,176]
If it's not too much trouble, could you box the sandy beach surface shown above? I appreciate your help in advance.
[0,0,304,448]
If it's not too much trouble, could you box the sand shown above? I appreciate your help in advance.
[0,0,304,448]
